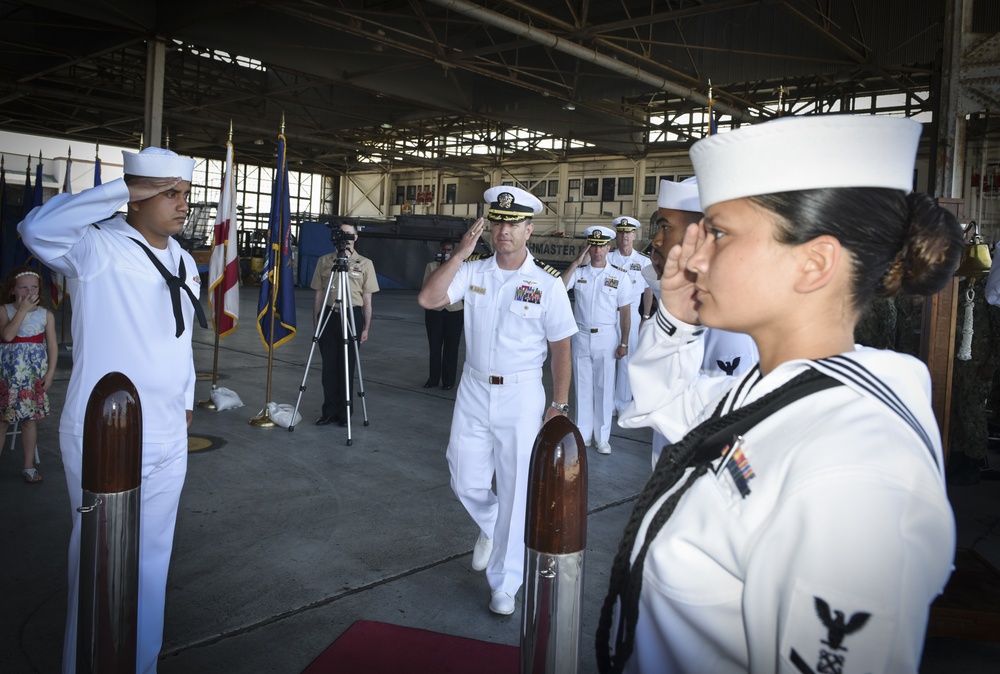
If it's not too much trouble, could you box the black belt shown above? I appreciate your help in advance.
[129,238,208,338]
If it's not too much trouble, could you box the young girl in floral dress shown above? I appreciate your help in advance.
[0,267,58,483]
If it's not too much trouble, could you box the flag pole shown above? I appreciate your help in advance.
[250,115,286,428]
[197,122,236,410]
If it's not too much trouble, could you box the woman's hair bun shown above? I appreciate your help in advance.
[876,193,963,298]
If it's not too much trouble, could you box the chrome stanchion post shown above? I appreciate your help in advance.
[77,372,142,674]
[520,415,588,674]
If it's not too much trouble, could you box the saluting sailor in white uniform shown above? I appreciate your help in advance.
[19,147,205,674]
[634,177,759,468]
[418,186,577,617]
[598,116,962,673]
[608,216,653,415]
[562,225,631,454]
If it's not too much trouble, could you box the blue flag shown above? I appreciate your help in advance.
[256,134,297,349]
[13,157,36,267]
[32,159,43,207]
[19,157,32,219]
[94,152,102,187]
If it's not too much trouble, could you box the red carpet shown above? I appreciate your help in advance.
[302,620,519,673]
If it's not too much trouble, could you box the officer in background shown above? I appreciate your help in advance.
[608,216,653,415]
[311,222,379,427]
[418,185,577,616]
[562,226,631,454]
[422,240,463,390]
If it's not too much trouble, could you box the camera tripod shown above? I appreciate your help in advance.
[289,251,369,445]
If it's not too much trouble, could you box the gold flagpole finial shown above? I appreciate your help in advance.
[778,86,786,117]
[280,112,286,136]
[708,79,713,101]
[228,120,234,143]
[95,140,100,156]
[26,154,31,171]
[165,128,171,149]
[68,146,72,159]
[38,150,43,166]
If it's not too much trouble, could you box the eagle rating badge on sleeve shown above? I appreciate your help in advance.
[781,582,891,674]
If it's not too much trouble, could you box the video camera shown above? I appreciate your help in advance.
[325,222,357,256]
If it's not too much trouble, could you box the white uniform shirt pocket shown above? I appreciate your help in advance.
[467,291,493,333]
[510,300,542,320]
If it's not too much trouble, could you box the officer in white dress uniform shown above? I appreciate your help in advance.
[608,216,653,414]
[562,225,631,454]
[633,177,759,468]
[19,147,204,674]
[598,115,962,673]
[418,186,577,616]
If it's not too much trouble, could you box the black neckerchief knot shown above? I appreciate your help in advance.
[129,237,208,338]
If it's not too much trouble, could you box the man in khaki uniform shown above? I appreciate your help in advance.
[310,222,379,426]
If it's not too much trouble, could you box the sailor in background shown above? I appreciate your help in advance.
[632,177,759,468]
[608,216,653,415]
[598,115,961,673]
[418,186,576,617]
[562,226,631,454]
[19,147,205,674]
[311,221,380,427]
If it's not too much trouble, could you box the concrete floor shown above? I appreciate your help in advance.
[1,287,998,673]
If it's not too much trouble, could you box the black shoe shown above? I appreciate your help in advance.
[442,384,453,390]
[315,415,336,426]
[423,380,437,388]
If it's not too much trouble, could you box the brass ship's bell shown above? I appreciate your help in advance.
[955,221,993,278]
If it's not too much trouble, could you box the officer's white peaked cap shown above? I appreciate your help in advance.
[584,225,616,245]
[484,186,543,222]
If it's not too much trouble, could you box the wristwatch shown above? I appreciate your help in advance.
[551,401,570,414]
[619,343,629,349]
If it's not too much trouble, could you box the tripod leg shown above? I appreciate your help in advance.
[290,266,339,431]
[345,307,370,426]
[337,271,354,446]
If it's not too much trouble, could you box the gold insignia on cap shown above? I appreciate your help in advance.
[498,192,514,209]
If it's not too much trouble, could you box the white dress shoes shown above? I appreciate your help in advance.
[471,532,493,571]
[489,590,515,615]
[597,441,612,455]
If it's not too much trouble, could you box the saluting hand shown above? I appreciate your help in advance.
[455,218,485,261]
[660,223,703,325]
[127,177,183,202]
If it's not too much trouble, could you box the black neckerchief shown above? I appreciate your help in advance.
[596,367,843,673]
[128,237,207,338]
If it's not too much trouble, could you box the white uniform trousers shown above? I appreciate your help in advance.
[62,433,188,674]
[446,365,545,596]
[614,301,641,414]
[572,326,617,446]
